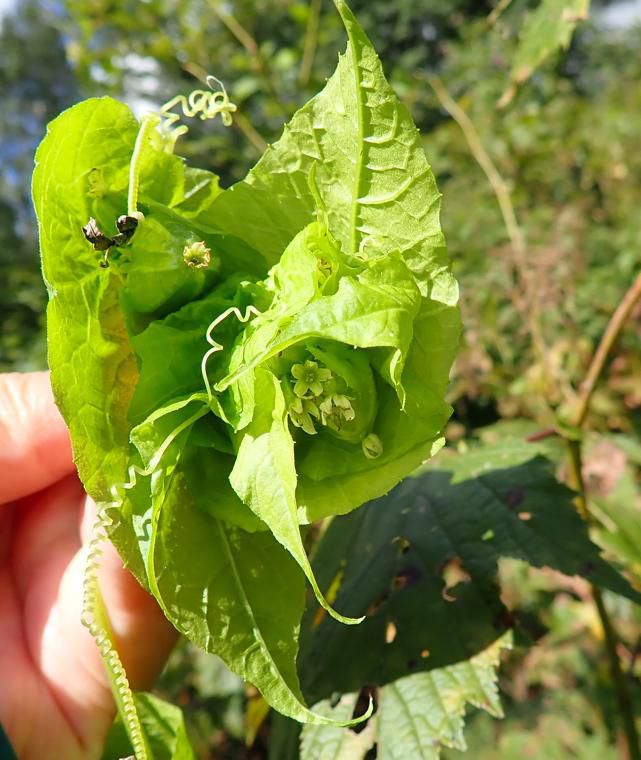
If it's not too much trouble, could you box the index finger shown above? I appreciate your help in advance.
[0,372,75,504]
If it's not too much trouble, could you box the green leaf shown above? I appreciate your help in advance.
[35,1,457,727]
[33,98,140,503]
[300,633,511,760]
[101,692,195,760]
[210,1,457,303]
[500,0,590,106]
[150,476,368,725]
[299,445,641,702]
[229,368,363,625]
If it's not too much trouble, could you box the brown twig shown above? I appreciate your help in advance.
[300,0,322,86]
[487,0,514,26]
[565,437,641,760]
[572,269,641,428]
[232,109,268,154]
[209,1,288,116]
[427,75,552,397]
[564,269,641,759]
[526,427,558,443]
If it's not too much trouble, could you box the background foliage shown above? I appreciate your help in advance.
[2,0,641,757]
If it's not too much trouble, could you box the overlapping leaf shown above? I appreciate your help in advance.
[299,633,511,760]
[299,444,641,702]
[34,0,459,725]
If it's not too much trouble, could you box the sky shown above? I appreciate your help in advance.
[0,0,15,19]
[599,0,641,27]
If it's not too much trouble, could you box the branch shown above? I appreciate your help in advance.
[565,437,641,760]
[300,0,322,86]
[572,268,641,428]
[427,75,552,395]
[209,2,288,116]
[487,0,514,27]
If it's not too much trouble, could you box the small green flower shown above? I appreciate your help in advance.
[291,360,332,398]
[332,394,355,421]
[289,397,320,435]
[319,394,355,429]
[183,240,211,268]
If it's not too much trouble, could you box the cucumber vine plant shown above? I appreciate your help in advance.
[35,0,458,751]
[31,0,641,758]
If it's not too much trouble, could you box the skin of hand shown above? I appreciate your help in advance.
[0,372,178,760]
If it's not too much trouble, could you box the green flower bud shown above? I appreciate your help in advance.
[362,433,383,459]
[289,397,320,435]
[183,240,211,269]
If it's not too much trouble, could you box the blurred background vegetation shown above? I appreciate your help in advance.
[2,0,641,757]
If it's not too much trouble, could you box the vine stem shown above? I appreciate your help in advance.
[83,509,149,760]
[487,0,514,26]
[564,267,641,759]
[299,0,322,86]
[209,2,288,117]
[128,114,161,217]
[427,75,554,401]
[566,437,641,760]
[572,268,641,429]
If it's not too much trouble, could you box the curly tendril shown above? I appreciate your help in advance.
[127,76,236,219]
[160,75,237,151]
[82,507,149,760]
[112,405,209,501]
[201,306,261,399]
[82,401,209,760]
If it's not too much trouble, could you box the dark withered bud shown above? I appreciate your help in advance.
[112,215,139,246]
[116,214,138,235]
[82,218,113,251]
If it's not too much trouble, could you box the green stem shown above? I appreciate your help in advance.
[487,0,514,26]
[566,434,640,759]
[128,114,161,217]
[594,586,641,760]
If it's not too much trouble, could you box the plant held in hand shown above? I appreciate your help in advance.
[33,0,460,738]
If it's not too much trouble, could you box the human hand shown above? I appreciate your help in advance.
[0,372,177,760]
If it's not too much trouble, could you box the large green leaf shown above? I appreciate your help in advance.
[33,98,139,503]
[299,633,511,760]
[34,0,457,727]
[210,1,456,304]
[299,445,641,702]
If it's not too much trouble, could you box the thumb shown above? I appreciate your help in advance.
[0,372,74,504]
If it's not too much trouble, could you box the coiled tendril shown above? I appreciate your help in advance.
[83,401,208,760]
[160,75,237,151]
[201,306,261,399]
[82,506,149,760]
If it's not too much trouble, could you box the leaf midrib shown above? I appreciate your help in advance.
[344,14,366,258]
[215,518,307,709]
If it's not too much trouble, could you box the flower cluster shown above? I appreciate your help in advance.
[288,359,356,436]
